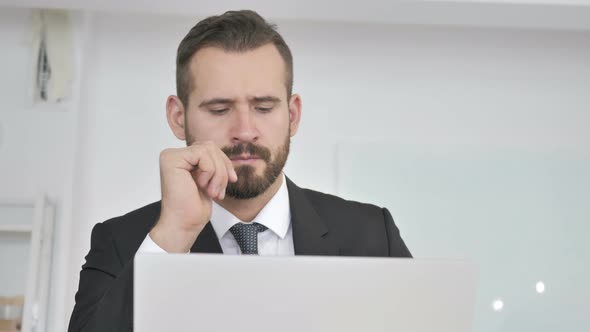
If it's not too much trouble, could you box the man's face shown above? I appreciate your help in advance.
[181,44,300,199]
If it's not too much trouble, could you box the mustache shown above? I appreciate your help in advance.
[222,143,271,162]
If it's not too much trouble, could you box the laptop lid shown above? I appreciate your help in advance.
[134,254,477,332]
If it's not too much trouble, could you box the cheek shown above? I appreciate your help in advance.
[262,109,290,133]
[186,113,227,143]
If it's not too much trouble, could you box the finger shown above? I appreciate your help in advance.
[213,149,232,200]
[184,146,215,190]
[196,169,213,192]
[207,149,228,199]
[222,152,238,183]
[202,149,220,197]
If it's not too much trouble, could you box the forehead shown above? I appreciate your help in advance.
[189,44,287,100]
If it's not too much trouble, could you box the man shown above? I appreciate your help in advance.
[69,10,411,332]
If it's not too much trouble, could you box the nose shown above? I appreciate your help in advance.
[230,107,259,144]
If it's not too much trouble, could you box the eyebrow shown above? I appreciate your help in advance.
[198,96,281,108]
[198,98,234,108]
[251,96,281,104]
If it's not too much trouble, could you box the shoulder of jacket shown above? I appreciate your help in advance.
[300,187,383,215]
[99,200,161,233]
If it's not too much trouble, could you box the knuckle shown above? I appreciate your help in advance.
[218,173,227,184]
[188,144,202,154]
[159,148,173,163]
[199,161,214,172]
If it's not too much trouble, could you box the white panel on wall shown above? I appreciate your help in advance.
[0,204,34,296]
[0,233,31,296]
[336,142,590,331]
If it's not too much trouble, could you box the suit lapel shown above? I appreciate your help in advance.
[187,177,339,255]
[286,177,340,256]
[190,222,223,253]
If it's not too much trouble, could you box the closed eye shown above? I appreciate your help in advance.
[256,106,273,113]
[210,108,229,115]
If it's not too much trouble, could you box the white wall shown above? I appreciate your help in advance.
[0,7,88,332]
[1,7,589,332]
[0,9,76,199]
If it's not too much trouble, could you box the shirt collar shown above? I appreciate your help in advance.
[210,173,291,240]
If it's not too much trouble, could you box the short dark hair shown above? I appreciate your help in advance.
[176,10,293,108]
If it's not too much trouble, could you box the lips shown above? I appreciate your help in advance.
[222,143,271,163]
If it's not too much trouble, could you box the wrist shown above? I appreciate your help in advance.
[149,218,204,253]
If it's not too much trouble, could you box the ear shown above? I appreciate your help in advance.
[166,95,187,140]
[288,93,302,137]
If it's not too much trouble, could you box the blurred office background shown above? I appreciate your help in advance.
[0,1,589,331]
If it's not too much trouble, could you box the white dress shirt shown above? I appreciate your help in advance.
[138,173,294,256]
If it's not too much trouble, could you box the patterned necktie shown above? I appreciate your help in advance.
[229,222,268,255]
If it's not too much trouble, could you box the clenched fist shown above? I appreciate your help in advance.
[149,141,238,253]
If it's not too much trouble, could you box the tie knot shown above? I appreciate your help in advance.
[229,222,268,255]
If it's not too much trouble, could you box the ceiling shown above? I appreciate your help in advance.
[2,0,590,30]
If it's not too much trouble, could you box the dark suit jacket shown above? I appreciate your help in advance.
[68,178,411,332]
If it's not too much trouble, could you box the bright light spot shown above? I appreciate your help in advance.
[536,281,545,294]
[492,299,504,312]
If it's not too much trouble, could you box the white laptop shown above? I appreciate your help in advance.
[134,254,477,332]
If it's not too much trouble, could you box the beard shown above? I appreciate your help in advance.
[221,134,290,199]
[185,126,291,200]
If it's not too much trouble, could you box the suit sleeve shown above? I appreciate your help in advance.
[382,208,412,258]
[68,222,134,332]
